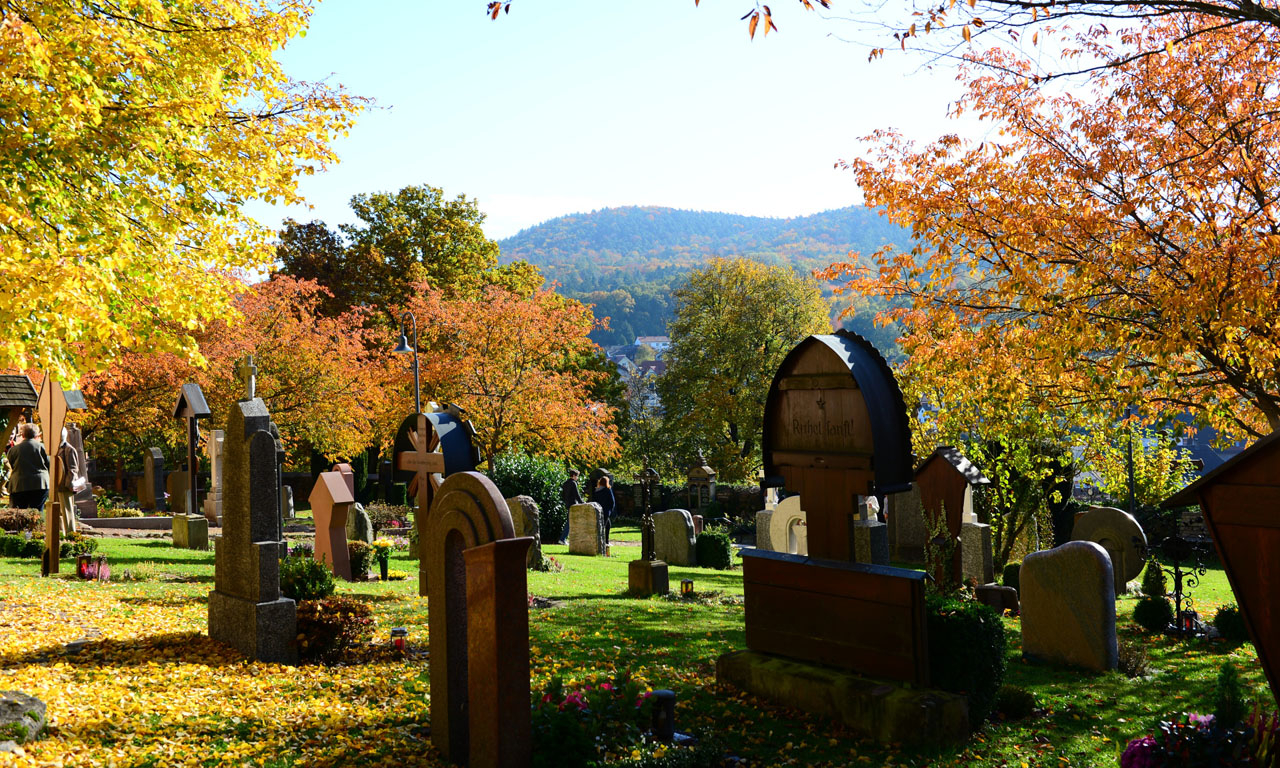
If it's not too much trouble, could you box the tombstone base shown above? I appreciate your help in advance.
[852,521,889,566]
[628,559,670,596]
[173,514,209,550]
[208,591,298,665]
[716,650,968,747]
[960,522,994,584]
[974,583,1019,615]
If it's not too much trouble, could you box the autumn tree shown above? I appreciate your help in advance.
[80,277,393,469]
[825,18,1280,450]
[277,184,542,320]
[1085,426,1198,509]
[659,258,832,482]
[403,285,620,466]
[1,1,361,381]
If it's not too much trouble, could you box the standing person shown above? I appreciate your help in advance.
[6,424,49,512]
[55,428,82,534]
[559,468,584,544]
[593,475,616,553]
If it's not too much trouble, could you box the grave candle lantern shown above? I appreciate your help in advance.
[391,627,408,651]
[76,555,92,579]
[680,579,694,596]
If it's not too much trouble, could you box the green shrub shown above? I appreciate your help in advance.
[0,508,42,532]
[694,527,733,570]
[1001,561,1021,593]
[530,674,652,768]
[114,508,145,518]
[994,684,1037,720]
[295,596,375,662]
[280,554,336,601]
[1133,596,1174,633]
[1141,559,1167,597]
[1213,604,1251,644]
[926,593,1006,725]
[347,541,374,579]
[0,533,23,557]
[60,533,98,558]
[488,452,569,544]
[1215,662,1247,727]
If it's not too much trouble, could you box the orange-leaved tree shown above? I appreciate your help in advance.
[402,285,620,466]
[823,17,1280,444]
[80,276,394,469]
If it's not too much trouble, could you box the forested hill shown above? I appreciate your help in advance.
[497,205,908,293]
[496,205,911,348]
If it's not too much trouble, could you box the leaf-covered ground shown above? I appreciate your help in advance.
[0,529,1268,767]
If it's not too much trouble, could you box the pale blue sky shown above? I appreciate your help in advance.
[249,1,974,240]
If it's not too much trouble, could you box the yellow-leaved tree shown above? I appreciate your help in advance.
[0,1,362,380]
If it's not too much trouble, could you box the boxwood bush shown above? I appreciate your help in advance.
[488,452,569,544]
[1133,596,1174,633]
[926,592,1007,726]
[1213,604,1251,644]
[694,527,734,570]
[280,554,336,602]
[1001,561,1021,593]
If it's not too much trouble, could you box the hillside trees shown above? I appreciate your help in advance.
[659,258,832,481]
[825,18,1280,448]
[1,1,361,380]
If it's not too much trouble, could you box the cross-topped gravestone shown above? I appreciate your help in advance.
[237,355,257,401]
[37,376,85,575]
[396,413,446,592]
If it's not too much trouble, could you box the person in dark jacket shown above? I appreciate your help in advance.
[593,475,616,552]
[6,424,49,511]
[559,469,584,543]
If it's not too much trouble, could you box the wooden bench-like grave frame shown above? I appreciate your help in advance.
[746,330,929,686]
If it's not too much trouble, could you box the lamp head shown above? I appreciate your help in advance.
[392,335,414,355]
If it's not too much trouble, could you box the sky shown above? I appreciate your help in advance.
[247,1,980,240]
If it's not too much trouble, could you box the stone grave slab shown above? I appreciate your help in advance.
[1021,541,1117,671]
[505,495,543,568]
[310,471,354,581]
[769,496,807,556]
[141,448,166,511]
[755,510,773,551]
[568,502,606,556]
[961,521,994,584]
[653,509,696,566]
[1071,506,1146,594]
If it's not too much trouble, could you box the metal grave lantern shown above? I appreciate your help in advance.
[686,451,717,511]
[1165,432,1280,707]
[392,402,480,596]
[172,383,211,512]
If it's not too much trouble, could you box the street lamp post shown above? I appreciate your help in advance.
[393,311,421,415]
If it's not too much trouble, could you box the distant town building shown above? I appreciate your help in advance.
[634,335,671,353]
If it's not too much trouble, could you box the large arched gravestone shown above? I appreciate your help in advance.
[427,471,533,768]
[761,329,914,561]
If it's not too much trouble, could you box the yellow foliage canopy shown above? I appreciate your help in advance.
[0,1,362,381]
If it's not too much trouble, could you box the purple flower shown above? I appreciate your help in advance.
[1187,713,1216,728]
[1121,736,1162,768]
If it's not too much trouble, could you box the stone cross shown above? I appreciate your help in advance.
[237,355,257,401]
[396,413,446,593]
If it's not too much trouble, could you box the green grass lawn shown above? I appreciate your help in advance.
[0,525,1270,768]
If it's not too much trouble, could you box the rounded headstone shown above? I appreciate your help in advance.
[1021,541,1118,671]
[769,496,807,555]
[652,509,696,566]
[1071,506,1146,593]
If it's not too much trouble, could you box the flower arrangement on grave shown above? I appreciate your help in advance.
[1119,663,1277,768]
[370,538,393,580]
[364,503,411,535]
[529,672,722,768]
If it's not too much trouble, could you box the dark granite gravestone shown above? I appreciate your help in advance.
[141,448,166,511]
[426,471,533,768]
[207,397,296,664]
